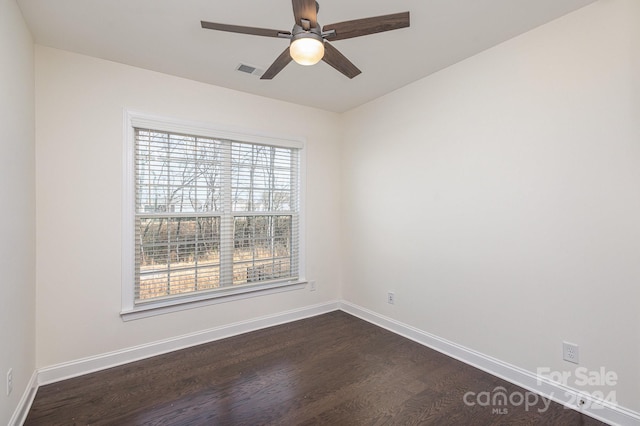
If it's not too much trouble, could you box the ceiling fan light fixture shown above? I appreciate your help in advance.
[201,2,411,79]
[290,34,324,66]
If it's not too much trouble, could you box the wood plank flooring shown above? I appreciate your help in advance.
[25,311,605,425]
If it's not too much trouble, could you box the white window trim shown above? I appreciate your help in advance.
[121,110,307,321]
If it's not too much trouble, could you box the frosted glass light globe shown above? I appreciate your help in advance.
[290,37,325,66]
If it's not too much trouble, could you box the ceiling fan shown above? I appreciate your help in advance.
[201,0,410,80]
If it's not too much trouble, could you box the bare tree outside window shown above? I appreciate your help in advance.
[134,129,299,303]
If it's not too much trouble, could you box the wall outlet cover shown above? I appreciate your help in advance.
[563,341,579,364]
[6,368,12,396]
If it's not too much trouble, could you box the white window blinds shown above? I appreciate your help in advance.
[134,128,299,304]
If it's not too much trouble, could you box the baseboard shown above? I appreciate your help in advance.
[26,299,640,426]
[9,370,38,426]
[339,301,640,426]
[37,301,340,386]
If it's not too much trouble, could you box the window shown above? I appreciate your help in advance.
[122,112,304,319]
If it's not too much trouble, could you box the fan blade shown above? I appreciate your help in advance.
[201,21,290,38]
[323,11,409,41]
[292,0,318,28]
[322,43,361,79]
[261,47,293,80]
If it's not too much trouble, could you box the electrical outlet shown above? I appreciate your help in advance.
[563,341,579,364]
[310,281,316,292]
[387,292,395,304]
[6,369,12,396]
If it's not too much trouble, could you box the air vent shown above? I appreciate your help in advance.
[236,63,264,77]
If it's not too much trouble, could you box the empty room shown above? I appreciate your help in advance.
[1,0,639,424]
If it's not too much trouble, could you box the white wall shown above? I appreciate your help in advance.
[29,0,640,418]
[35,46,342,367]
[0,0,35,423]
[342,0,640,413]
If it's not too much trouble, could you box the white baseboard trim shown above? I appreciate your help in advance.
[22,300,640,426]
[37,301,340,386]
[9,370,38,426]
[339,301,640,426]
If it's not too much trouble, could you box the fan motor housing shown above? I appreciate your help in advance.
[291,24,323,42]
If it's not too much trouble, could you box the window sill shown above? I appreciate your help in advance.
[121,280,307,321]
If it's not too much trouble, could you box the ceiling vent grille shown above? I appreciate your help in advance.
[236,63,263,77]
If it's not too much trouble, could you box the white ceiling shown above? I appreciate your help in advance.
[17,0,598,113]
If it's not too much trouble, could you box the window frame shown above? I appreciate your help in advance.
[121,110,306,321]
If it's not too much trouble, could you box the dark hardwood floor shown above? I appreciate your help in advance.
[25,311,605,425]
